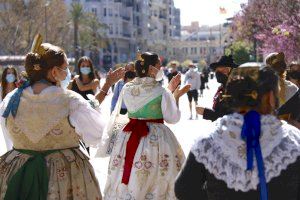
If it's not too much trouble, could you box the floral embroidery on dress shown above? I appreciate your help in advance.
[134,155,153,184]
[159,154,170,176]
[56,167,68,179]
[145,193,154,200]
[111,154,122,171]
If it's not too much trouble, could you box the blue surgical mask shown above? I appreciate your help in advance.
[60,68,71,90]
[80,67,91,75]
[6,74,16,83]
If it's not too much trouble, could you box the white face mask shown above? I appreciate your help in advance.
[155,68,164,81]
[58,68,71,90]
[6,74,16,83]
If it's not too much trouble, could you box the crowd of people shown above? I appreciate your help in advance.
[0,34,299,200]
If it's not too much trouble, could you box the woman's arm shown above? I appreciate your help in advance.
[175,152,208,200]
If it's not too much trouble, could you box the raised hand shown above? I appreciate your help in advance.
[173,84,191,101]
[168,73,181,93]
[106,67,125,86]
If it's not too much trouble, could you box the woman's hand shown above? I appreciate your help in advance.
[168,73,181,93]
[105,68,125,87]
[196,106,205,115]
[173,84,191,101]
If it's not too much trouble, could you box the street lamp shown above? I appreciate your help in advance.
[45,1,50,41]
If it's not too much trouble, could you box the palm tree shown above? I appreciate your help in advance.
[70,2,83,70]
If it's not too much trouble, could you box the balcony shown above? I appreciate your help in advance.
[159,14,167,19]
[122,33,131,38]
[122,16,131,21]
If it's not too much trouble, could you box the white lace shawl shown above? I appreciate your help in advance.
[191,113,300,192]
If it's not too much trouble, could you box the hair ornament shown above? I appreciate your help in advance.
[33,64,41,71]
[244,90,258,100]
[31,34,46,56]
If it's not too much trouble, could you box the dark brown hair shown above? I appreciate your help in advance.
[1,66,18,99]
[135,52,159,78]
[77,56,96,81]
[224,67,279,108]
[25,43,66,84]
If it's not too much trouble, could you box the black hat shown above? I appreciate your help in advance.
[277,90,300,121]
[210,55,238,71]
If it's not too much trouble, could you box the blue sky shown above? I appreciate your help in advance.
[174,0,248,26]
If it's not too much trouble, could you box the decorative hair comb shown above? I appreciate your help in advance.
[31,34,46,56]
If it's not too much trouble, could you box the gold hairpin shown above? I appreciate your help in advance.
[31,34,46,56]
[222,94,232,98]
[244,90,258,100]
[33,64,41,71]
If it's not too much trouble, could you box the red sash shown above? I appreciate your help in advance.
[121,118,164,184]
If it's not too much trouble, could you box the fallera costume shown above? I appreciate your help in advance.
[0,86,105,200]
[99,77,185,200]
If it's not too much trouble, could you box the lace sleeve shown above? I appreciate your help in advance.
[69,91,107,148]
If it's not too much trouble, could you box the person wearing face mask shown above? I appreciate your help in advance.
[196,55,238,121]
[69,56,100,100]
[100,52,191,200]
[0,66,18,101]
[0,34,111,199]
[175,64,300,200]
[184,63,201,120]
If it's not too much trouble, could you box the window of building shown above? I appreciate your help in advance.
[91,8,97,16]
[109,24,113,34]
[104,8,106,16]
[108,8,113,16]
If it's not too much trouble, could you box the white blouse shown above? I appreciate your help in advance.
[161,88,181,124]
[0,86,106,151]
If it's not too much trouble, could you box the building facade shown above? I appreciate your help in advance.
[64,0,180,69]
[168,22,230,64]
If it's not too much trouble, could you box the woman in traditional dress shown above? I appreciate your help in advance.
[0,34,122,200]
[175,64,300,200]
[101,52,190,200]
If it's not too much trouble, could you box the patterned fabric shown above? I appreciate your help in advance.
[104,77,184,199]
[128,96,163,119]
[191,113,300,192]
[0,149,102,200]
[104,123,185,200]
[0,87,103,199]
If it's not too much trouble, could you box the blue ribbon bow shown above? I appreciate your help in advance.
[2,81,30,118]
[241,110,268,200]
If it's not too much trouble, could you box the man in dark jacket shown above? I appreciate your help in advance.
[196,55,238,121]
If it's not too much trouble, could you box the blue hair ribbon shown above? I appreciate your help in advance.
[241,110,268,200]
[2,81,31,118]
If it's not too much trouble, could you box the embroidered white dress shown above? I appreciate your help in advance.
[101,77,185,200]
[0,86,106,199]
